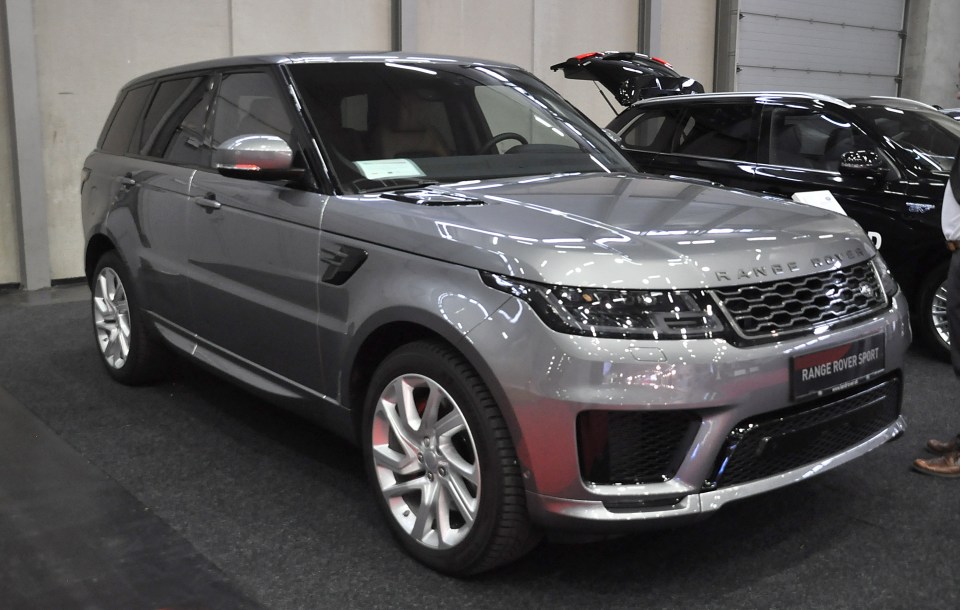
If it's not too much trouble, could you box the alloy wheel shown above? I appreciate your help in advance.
[370,374,480,550]
[931,280,951,350]
[93,267,131,369]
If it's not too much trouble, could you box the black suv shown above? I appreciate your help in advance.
[581,86,959,359]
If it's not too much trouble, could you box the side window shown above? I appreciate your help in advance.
[142,76,216,166]
[672,104,757,162]
[100,85,151,155]
[763,107,879,172]
[620,110,679,151]
[210,71,294,149]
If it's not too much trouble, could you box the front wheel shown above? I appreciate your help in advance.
[362,341,539,575]
[916,262,950,362]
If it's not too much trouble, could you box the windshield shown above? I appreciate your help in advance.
[853,103,960,172]
[287,61,633,193]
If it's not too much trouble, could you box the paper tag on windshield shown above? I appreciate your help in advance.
[354,159,425,180]
[791,190,846,216]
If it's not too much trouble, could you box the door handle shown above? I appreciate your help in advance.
[191,194,221,210]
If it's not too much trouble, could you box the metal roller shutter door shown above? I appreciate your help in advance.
[735,0,906,96]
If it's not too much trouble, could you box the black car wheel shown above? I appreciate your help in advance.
[91,251,166,384]
[917,262,950,361]
[362,340,539,575]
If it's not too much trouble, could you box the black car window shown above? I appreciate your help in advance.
[671,104,756,162]
[620,109,678,150]
[99,85,151,155]
[853,105,960,172]
[762,106,878,172]
[142,76,216,166]
[210,71,294,149]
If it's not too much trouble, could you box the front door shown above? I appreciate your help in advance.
[185,70,326,393]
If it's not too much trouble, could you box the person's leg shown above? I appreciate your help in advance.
[915,250,960,475]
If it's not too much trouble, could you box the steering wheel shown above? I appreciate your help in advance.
[478,132,529,154]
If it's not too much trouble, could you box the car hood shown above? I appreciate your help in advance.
[324,173,875,289]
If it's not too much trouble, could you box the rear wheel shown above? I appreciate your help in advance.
[92,251,166,384]
[916,262,950,362]
[362,341,539,575]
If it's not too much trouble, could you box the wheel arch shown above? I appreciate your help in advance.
[85,233,117,286]
[343,314,517,450]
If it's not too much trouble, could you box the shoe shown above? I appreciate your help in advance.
[926,436,960,455]
[913,451,960,478]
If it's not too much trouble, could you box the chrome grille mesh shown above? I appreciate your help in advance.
[712,261,886,339]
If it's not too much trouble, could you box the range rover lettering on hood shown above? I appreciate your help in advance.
[714,246,869,282]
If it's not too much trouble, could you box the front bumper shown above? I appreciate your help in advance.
[526,414,905,531]
[466,290,911,528]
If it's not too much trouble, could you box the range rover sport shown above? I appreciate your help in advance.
[82,53,910,575]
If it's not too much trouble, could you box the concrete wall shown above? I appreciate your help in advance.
[230,0,392,54]
[902,0,960,107]
[416,0,640,126]
[0,5,18,285]
[658,0,717,92]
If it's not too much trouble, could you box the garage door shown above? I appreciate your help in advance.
[735,0,906,97]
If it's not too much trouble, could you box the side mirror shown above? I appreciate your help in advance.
[213,134,302,181]
[839,150,886,181]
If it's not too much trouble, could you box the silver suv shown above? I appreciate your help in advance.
[81,53,910,575]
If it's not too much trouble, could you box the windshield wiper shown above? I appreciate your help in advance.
[353,178,441,194]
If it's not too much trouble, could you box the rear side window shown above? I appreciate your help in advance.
[100,85,151,154]
[672,104,757,162]
[621,109,678,150]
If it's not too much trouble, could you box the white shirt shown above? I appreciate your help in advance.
[942,178,960,241]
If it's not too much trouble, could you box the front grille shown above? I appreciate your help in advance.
[704,375,901,490]
[712,261,886,340]
[578,410,700,485]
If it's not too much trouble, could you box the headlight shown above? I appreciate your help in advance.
[482,272,726,340]
[871,254,898,298]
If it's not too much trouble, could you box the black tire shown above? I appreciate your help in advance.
[91,251,166,384]
[916,262,950,362]
[361,340,540,575]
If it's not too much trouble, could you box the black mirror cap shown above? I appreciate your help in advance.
[213,134,302,181]
[839,150,886,179]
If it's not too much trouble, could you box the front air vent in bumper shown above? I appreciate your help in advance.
[704,375,901,490]
[578,410,701,485]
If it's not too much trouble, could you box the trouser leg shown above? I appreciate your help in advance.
[948,251,960,378]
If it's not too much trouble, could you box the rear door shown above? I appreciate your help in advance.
[614,101,761,190]
[100,75,217,331]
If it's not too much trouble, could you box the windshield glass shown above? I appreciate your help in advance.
[853,103,960,172]
[287,61,633,193]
